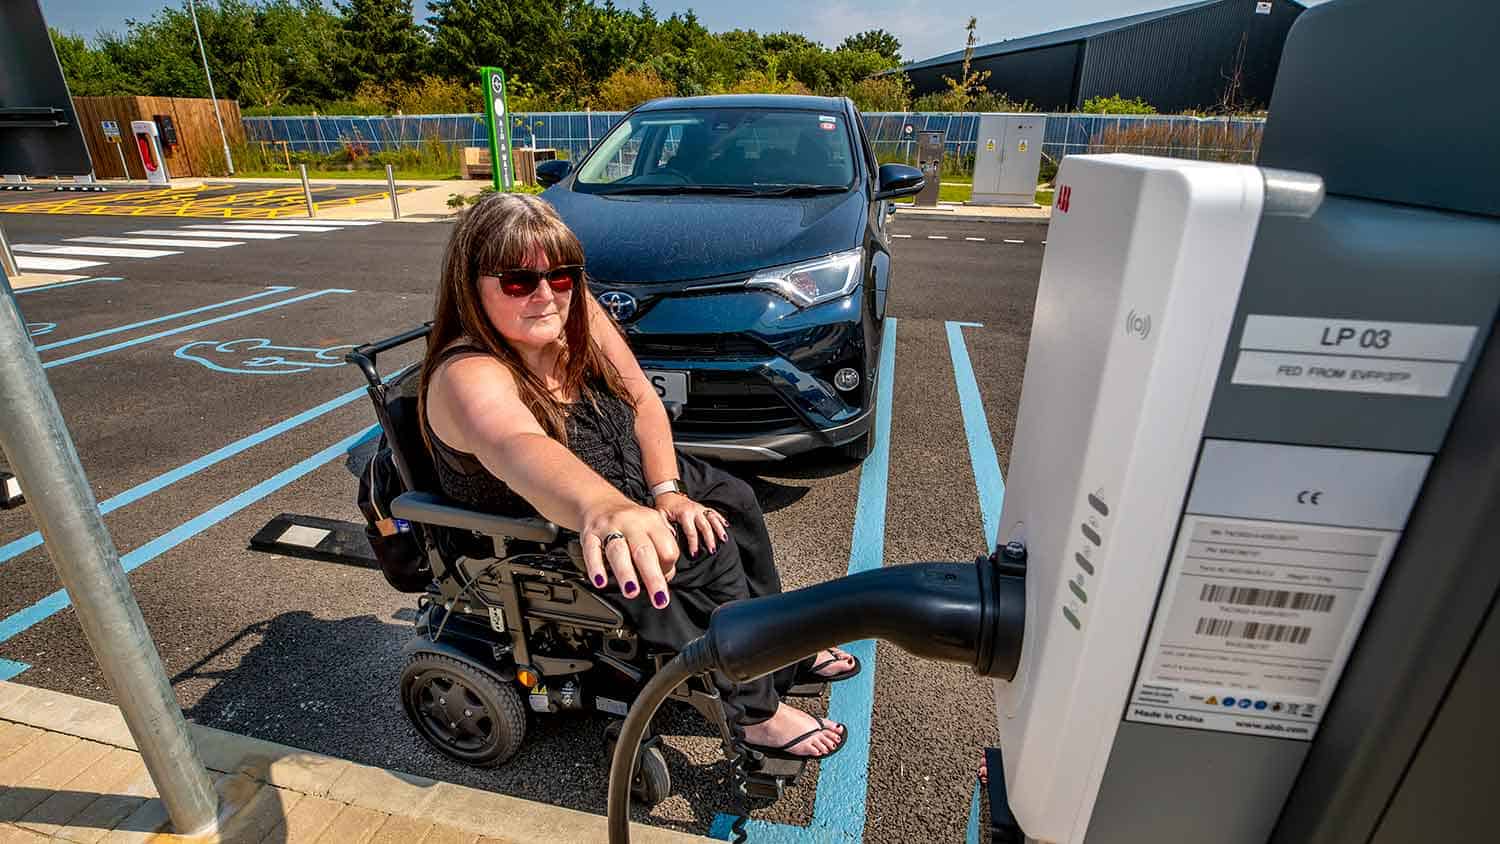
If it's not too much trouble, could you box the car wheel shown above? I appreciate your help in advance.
[401,652,526,767]
[837,428,874,462]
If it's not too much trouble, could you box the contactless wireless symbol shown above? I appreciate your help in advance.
[1125,309,1152,340]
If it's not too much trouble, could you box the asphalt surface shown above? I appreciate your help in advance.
[0,208,1047,842]
[0,181,416,219]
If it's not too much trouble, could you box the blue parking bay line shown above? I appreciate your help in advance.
[712,317,899,842]
[0,425,380,667]
[0,386,368,568]
[946,321,1006,552]
[965,780,983,844]
[35,286,295,352]
[0,658,29,681]
[12,276,125,295]
[952,319,1005,844]
[40,287,353,369]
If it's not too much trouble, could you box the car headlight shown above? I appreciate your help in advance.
[746,248,863,308]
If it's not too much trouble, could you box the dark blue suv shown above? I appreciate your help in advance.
[537,95,923,461]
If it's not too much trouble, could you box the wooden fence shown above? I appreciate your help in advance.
[72,96,244,179]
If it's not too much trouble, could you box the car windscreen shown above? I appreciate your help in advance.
[572,108,856,195]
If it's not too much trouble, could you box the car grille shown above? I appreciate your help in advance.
[676,371,802,435]
[628,333,768,359]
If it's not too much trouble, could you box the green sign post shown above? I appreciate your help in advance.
[480,66,513,192]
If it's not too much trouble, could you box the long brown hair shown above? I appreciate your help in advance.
[418,193,628,450]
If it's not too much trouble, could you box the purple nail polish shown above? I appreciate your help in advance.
[593,574,605,586]
[654,591,668,608]
[623,581,638,596]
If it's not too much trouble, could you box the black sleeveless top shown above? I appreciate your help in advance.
[423,344,651,520]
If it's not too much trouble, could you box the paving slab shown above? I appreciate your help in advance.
[308,804,385,844]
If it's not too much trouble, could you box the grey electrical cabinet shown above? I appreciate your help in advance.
[971,114,1045,206]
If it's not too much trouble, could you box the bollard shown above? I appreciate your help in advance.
[0,267,220,836]
[386,164,401,220]
[299,163,315,217]
[0,224,17,279]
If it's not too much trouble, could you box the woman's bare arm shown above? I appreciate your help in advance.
[427,352,679,604]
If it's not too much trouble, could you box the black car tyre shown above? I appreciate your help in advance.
[401,652,526,767]
[837,428,874,462]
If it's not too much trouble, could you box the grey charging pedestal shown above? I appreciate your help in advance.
[1077,1,1500,842]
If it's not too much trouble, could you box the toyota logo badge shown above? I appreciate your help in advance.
[597,291,637,321]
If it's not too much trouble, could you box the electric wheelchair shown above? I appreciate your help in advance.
[347,325,821,806]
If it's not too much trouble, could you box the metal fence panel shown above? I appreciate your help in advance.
[242,111,1267,173]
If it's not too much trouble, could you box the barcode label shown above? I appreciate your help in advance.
[1195,617,1313,644]
[1198,584,1335,613]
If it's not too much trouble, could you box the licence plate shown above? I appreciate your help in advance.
[644,370,688,404]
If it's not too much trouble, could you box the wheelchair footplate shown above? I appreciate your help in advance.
[733,745,810,801]
[782,679,829,699]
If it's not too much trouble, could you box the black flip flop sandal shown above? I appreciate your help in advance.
[796,649,862,684]
[742,717,848,762]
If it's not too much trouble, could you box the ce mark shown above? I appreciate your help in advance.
[1297,490,1324,506]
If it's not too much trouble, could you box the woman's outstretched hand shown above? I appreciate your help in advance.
[655,492,729,558]
[580,500,680,609]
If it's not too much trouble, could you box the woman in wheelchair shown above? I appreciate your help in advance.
[417,193,858,761]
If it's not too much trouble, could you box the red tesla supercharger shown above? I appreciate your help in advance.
[130,120,170,186]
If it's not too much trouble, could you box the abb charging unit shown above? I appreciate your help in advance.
[987,2,1500,841]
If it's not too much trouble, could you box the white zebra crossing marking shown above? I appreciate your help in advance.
[14,256,106,271]
[1004,238,1025,244]
[927,235,948,240]
[965,237,985,241]
[188,223,339,233]
[68,236,244,249]
[891,234,912,238]
[130,229,294,240]
[228,219,380,227]
[13,243,180,259]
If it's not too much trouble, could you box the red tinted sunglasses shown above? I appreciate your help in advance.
[490,264,583,297]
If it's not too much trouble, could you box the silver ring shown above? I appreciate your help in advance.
[601,531,625,549]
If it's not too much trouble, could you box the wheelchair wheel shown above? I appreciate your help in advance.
[633,745,672,806]
[605,724,673,807]
[401,652,526,767]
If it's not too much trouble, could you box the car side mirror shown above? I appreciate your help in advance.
[536,159,573,187]
[873,163,925,201]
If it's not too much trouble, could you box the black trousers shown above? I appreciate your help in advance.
[605,452,803,727]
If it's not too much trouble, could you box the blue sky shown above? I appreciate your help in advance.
[39,1,1325,65]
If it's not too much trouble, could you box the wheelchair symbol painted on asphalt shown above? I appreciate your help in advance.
[174,338,356,375]
[27,322,56,337]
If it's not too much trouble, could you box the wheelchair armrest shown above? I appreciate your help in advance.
[391,491,561,544]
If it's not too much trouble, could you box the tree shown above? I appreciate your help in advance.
[51,30,136,95]
[839,29,901,63]
[426,0,570,92]
[336,0,426,88]
[939,16,991,110]
[846,76,910,111]
[589,66,674,110]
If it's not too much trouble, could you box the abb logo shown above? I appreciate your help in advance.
[1056,184,1072,213]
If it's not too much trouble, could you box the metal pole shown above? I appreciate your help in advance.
[299,164,315,218]
[0,268,219,836]
[115,143,130,183]
[0,224,17,279]
[385,164,400,220]
[187,0,235,175]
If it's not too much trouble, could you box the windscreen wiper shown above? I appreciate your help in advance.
[597,185,761,196]
[748,184,848,196]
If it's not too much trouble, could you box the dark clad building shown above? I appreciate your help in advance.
[899,0,1306,112]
